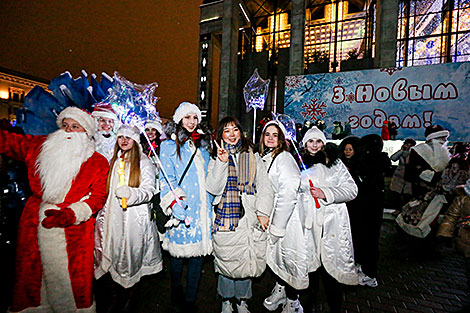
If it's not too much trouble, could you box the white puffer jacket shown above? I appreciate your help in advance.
[262,151,308,290]
[300,159,358,285]
[206,151,273,279]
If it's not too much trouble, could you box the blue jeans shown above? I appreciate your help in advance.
[217,275,252,299]
[170,256,203,303]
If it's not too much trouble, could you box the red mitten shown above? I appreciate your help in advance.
[41,207,76,228]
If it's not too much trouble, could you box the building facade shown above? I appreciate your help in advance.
[0,67,49,125]
[197,0,470,130]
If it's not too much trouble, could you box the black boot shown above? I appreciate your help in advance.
[122,284,139,313]
[179,301,197,313]
[171,285,185,304]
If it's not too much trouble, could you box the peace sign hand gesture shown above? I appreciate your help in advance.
[214,140,229,163]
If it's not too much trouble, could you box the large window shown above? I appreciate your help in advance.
[305,0,376,72]
[397,0,470,67]
[240,1,375,72]
[240,1,292,59]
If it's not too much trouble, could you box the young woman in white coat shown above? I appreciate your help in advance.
[206,116,273,313]
[94,124,163,312]
[298,127,358,313]
[260,121,306,313]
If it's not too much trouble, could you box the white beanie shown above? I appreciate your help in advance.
[262,120,288,138]
[301,126,327,147]
[116,124,141,144]
[145,119,163,135]
[173,102,202,124]
[57,107,96,138]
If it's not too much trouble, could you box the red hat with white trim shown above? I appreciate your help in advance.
[57,107,96,138]
[92,103,118,121]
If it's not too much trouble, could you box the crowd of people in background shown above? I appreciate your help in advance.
[1,102,470,313]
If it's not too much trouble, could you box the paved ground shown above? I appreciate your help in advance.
[128,217,470,313]
[2,218,468,313]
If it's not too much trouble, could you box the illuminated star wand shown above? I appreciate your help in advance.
[105,72,190,226]
[141,132,191,227]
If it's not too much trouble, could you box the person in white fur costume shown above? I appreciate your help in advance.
[94,124,163,311]
[92,102,120,162]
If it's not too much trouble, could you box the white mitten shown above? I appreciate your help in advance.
[164,217,181,228]
[115,185,131,199]
[419,169,435,182]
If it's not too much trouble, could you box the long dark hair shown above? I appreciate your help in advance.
[259,122,288,158]
[213,116,253,157]
[162,119,210,160]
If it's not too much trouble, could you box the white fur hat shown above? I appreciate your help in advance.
[117,124,141,144]
[301,126,327,147]
[173,102,202,124]
[262,120,288,138]
[56,107,96,138]
[145,119,163,135]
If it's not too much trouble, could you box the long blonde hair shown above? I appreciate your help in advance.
[106,141,141,194]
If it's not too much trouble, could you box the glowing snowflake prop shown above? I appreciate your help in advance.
[101,72,160,131]
[244,68,270,112]
[272,113,297,141]
[301,99,327,120]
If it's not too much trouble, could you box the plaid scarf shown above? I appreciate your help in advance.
[214,141,257,232]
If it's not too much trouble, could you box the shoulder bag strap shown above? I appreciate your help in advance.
[267,153,278,173]
[178,148,198,185]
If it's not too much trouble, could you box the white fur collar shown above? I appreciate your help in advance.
[412,142,450,172]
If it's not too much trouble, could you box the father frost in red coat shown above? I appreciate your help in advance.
[1,107,109,312]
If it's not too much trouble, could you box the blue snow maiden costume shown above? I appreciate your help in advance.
[159,106,213,258]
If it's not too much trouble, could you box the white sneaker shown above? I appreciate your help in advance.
[263,282,287,311]
[236,300,250,313]
[359,274,378,287]
[222,300,234,313]
[281,299,304,313]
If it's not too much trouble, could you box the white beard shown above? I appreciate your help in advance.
[95,130,116,161]
[429,140,451,172]
[36,129,95,203]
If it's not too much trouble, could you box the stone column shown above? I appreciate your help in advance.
[218,0,239,118]
[289,0,306,75]
[375,0,400,68]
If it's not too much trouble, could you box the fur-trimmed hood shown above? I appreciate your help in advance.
[302,142,341,169]
[163,120,211,149]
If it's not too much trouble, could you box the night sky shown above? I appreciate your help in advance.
[0,1,202,119]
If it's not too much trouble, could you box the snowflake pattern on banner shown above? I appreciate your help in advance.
[346,92,355,103]
[379,67,403,76]
[285,75,308,91]
[334,77,343,85]
[301,98,327,120]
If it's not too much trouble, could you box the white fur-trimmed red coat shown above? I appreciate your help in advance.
[1,130,109,312]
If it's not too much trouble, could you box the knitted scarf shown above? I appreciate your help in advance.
[214,141,257,232]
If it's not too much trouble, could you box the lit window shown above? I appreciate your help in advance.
[397,0,470,67]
